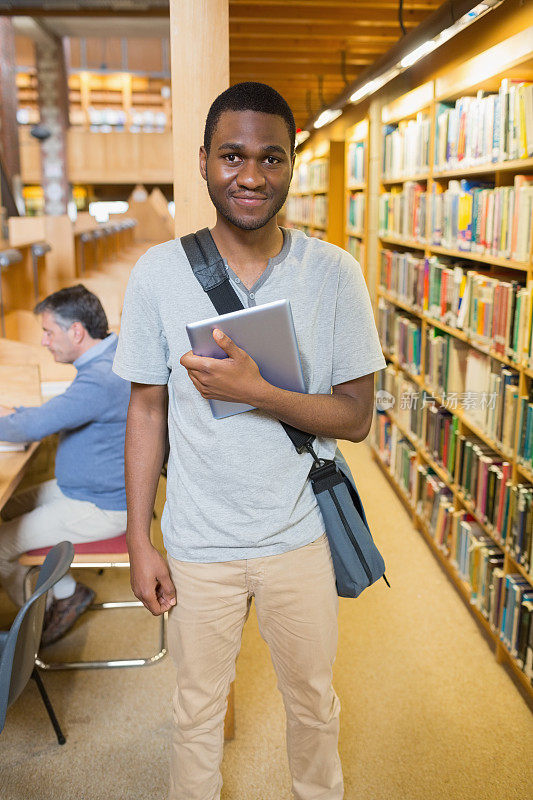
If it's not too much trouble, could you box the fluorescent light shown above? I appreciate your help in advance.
[350,68,400,104]
[295,130,310,146]
[350,80,378,104]
[400,40,438,69]
[313,108,342,129]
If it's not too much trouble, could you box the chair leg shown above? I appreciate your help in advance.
[31,668,66,745]
[36,610,167,671]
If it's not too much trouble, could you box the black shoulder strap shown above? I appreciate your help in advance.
[181,228,243,315]
[180,228,315,455]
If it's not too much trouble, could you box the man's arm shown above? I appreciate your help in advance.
[180,329,375,442]
[258,373,375,442]
[125,382,176,616]
[0,373,107,442]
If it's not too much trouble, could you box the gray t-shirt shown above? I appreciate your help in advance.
[113,228,385,562]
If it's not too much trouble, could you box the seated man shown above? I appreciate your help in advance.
[0,285,130,645]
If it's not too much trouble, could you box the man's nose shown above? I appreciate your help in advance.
[237,160,266,189]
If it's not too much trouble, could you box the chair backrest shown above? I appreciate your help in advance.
[0,541,74,733]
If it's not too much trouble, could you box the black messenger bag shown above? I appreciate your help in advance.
[180,228,389,598]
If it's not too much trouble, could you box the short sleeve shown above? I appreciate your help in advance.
[113,258,170,385]
[332,252,386,385]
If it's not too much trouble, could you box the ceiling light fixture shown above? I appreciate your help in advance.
[400,39,439,68]
[298,0,503,143]
[295,130,311,146]
[313,108,342,129]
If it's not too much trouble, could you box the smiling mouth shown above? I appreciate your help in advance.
[231,195,268,206]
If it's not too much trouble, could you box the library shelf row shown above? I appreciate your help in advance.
[381,349,422,386]
[380,158,533,184]
[346,181,365,192]
[380,348,525,465]
[369,443,415,515]
[385,408,530,581]
[371,441,533,706]
[372,21,533,706]
[377,287,523,370]
[381,172,429,185]
[289,189,328,197]
[379,235,426,250]
[346,228,364,239]
[428,245,530,273]
[381,353,533,555]
[517,463,533,485]
[288,222,327,232]
[372,441,504,643]
[378,238,530,271]
[416,514,499,642]
[432,156,533,180]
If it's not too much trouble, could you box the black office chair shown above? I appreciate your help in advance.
[0,541,74,745]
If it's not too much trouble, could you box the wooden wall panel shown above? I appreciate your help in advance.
[14,35,35,69]
[85,38,106,70]
[139,133,173,183]
[128,39,164,73]
[18,127,41,184]
[68,37,81,69]
[50,130,175,184]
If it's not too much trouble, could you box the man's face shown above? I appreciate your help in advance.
[200,110,294,231]
[40,310,78,363]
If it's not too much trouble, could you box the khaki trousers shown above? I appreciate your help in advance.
[167,533,343,800]
[0,479,127,606]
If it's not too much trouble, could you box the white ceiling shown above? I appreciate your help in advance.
[14,15,170,39]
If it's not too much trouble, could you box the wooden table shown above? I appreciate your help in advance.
[0,442,40,511]
[0,364,43,511]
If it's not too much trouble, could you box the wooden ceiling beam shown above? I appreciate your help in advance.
[230,5,430,23]
[229,0,439,7]
[230,41,393,54]
[230,63,369,76]
[230,20,417,36]
[230,35,398,48]
[230,54,374,66]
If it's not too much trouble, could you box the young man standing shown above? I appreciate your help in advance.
[113,82,385,800]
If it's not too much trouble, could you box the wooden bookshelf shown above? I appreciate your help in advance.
[344,118,369,278]
[16,71,171,132]
[286,140,344,247]
[372,34,533,705]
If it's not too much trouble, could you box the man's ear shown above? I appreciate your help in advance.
[71,321,85,344]
[199,146,207,181]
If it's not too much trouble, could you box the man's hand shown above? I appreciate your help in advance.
[0,404,15,417]
[128,539,176,616]
[180,328,267,405]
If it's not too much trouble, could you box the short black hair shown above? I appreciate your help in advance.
[204,82,296,155]
[34,284,109,340]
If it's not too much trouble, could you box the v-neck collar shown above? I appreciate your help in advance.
[224,227,292,295]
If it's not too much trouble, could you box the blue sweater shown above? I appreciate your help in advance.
[0,334,130,510]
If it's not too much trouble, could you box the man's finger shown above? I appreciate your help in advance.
[139,590,164,616]
[213,329,240,357]
[158,573,177,605]
[180,352,210,371]
[187,373,205,394]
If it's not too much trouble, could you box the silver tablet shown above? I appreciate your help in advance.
[186,299,306,419]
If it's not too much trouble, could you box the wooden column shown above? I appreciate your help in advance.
[35,35,70,215]
[169,0,229,236]
[0,18,22,218]
[168,0,234,740]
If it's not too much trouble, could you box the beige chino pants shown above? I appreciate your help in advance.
[167,533,343,800]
